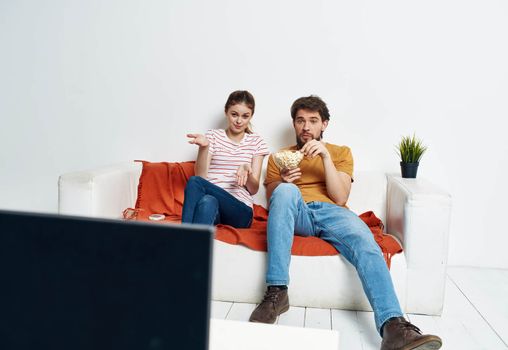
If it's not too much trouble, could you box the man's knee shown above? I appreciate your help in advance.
[271,183,300,202]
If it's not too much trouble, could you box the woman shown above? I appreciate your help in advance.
[181,90,269,228]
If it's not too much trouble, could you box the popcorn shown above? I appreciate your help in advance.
[273,150,304,170]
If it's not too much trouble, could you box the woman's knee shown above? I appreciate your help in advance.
[185,176,205,193]
[197,194,218,208]
[187,175,205,186]
[192,195,219,225]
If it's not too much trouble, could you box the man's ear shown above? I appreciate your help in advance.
[322,120,329,131]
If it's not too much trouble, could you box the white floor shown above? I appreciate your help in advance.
[211,266,508,350]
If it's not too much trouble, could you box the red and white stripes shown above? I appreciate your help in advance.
[205,129,269,208]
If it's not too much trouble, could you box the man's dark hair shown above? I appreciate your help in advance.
[290,95,330,122]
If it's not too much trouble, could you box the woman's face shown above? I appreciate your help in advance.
[226,103,253,134]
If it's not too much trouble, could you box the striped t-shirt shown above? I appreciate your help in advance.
[205,129,269,208]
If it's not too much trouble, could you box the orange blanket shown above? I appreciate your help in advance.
[124,161,402,268]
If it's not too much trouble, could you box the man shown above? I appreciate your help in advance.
[249,95,442,350]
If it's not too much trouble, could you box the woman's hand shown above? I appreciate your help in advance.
[186,134,209,147]
[280,167,301,183]
[236,164,252,187]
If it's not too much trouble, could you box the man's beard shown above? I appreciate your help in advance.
[296,134,322,149]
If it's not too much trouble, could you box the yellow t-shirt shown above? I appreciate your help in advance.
[264,143,354,205]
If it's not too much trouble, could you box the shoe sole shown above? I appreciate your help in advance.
[403,339,442,350]
[249,303,290,324]
[279,303,290,315]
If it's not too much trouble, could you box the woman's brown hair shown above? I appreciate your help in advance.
[225,90,255,134]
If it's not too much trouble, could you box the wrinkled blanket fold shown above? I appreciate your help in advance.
[125,161,402,268]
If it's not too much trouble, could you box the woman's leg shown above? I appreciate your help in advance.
[192,195,220,225]
[181,176,252,228]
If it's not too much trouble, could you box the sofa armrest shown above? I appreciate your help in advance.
[386,174,452,314]
[58,162,142,218]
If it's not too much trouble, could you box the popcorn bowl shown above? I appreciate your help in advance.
[273,150,304,170]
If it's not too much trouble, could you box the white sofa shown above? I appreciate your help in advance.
[58,161,452,315]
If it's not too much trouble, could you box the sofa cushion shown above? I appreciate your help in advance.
[128,161,401,266]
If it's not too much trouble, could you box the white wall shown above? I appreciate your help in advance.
[1,0,507,268]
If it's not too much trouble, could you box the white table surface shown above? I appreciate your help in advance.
[209,318,340,350]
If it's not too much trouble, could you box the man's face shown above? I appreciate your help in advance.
[293,109,328,148]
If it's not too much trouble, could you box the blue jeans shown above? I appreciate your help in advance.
[266,183,403,334]
[181,176,253,228]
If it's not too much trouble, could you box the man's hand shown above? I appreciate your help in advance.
[300,140,330,159]
[281,167,301,183]
[186,133,209,147]
[236,164,252,187]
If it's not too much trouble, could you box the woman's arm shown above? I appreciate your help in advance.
[246,155,265,195]
[187,133,212,177]
[195,145,213,178]
[237,155,265,195]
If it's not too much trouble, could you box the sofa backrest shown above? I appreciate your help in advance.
[60,162,387,223]
[125,162,387,224]
[348,172,387,223]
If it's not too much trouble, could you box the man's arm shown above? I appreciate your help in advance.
[321,155,351,206]
[301,140,351,206]
[264,152,302,205]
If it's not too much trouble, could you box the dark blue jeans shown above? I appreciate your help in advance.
[181,176,253,228]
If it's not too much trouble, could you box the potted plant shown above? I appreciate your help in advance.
[396,134,427,178]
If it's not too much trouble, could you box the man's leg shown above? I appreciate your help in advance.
[311,202,403,332]
[249,183,314,323]
[313,202,441,349]
[266,183,315,286]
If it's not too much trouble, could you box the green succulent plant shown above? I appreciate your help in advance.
[396,134,427,163]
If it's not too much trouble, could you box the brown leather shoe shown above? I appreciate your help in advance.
[381,317,442,350]
[249,286,290,324]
